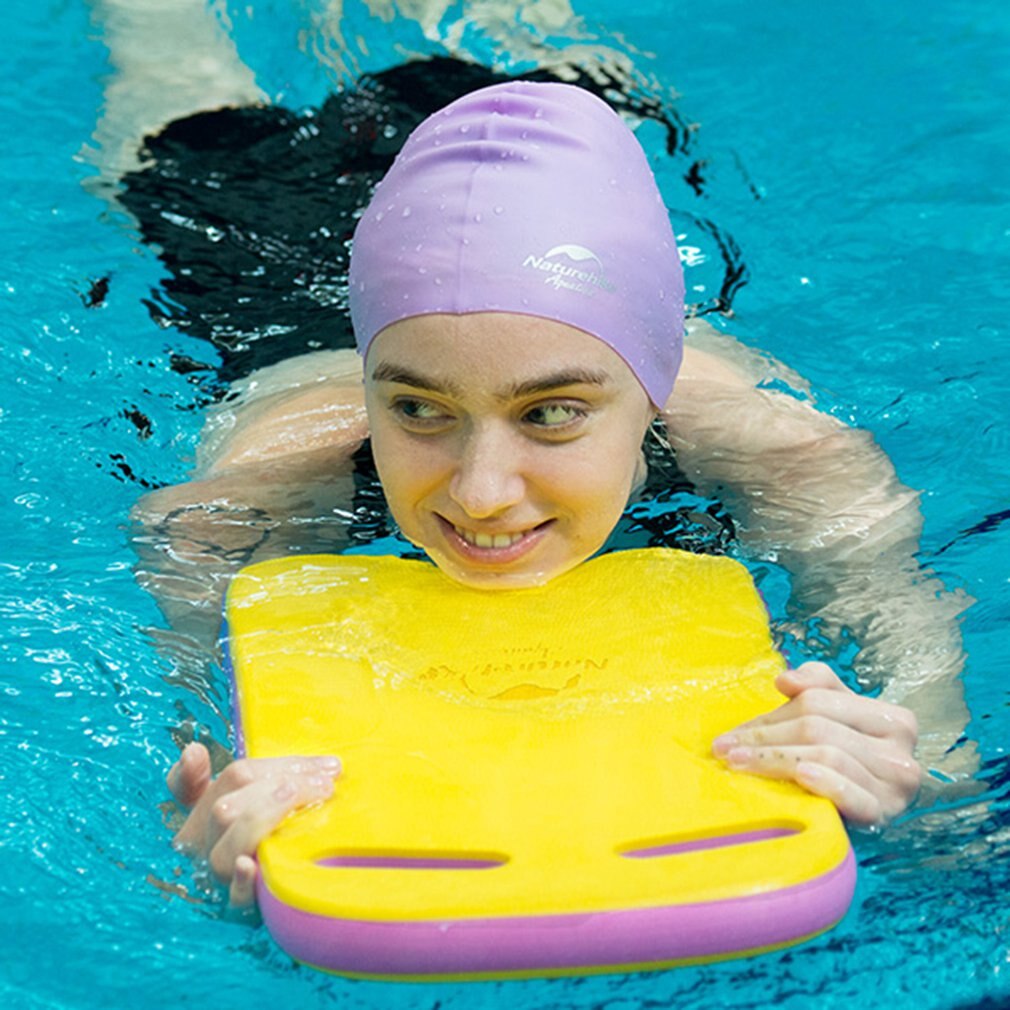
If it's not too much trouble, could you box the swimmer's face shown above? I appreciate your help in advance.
[364,313,655,589]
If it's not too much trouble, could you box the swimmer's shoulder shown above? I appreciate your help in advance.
[199,349,368,474]
[675,318,813,397]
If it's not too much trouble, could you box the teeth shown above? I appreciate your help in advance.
[454,525,527,549]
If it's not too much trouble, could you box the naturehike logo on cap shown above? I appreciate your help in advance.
[522,244,615,296]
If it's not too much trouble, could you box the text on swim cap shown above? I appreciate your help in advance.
[522,245,616,296]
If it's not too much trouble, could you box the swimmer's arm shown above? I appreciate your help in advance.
[137,357,368,905]
[131,352,369,645]
[194,350,367,473]
[665,320,973,783]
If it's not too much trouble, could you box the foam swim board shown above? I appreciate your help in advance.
[224,548,855,980]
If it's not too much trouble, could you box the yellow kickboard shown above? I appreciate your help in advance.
[224,548,854,979]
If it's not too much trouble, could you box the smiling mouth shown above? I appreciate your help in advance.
[436,515,552,562]
[452,525,529,549]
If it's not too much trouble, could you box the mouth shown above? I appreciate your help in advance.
[453,525,528,549]
[436,515,553,565]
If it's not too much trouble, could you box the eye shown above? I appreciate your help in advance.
[523,402,586,429]
[391,397,454,428]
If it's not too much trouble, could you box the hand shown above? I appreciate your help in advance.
[712,662,921,827]
[167,742,341,907]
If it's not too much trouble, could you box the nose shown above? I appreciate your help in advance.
[448,422,526,519]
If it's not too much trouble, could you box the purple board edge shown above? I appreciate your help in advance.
[258,847,858,977]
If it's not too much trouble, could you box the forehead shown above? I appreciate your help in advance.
[365,312,644,396]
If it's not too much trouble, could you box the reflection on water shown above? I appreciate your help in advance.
[3,0,1009,1008]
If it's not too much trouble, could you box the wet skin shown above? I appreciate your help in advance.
[165,313,922,906]
[364,312,656,589]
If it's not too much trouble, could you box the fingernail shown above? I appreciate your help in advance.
[726,747,753,768]
[312,756,341,773]
[796,761,820,783]
[712,734,738,757]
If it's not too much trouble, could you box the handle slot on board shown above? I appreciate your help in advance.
[316,851,508,870]
[619,822,803,859]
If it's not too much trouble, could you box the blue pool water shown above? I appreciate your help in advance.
[2,1,1009,1008]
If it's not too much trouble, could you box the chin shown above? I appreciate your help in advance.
[425,550,565,592]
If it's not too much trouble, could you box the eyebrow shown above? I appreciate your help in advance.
[370,362,612,400]
[505,369,612,399]
[369,363,463,397]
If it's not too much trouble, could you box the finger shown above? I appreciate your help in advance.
[173,757,256,854]
[721,740,884,801]
[775,663,917,743]
[715,714,918,785]
[774,662,844,698]
[228,854,259,909]
[207,772,336,884]
[723,682,917,745]
[720,741,921,825]
[173,755,340,855]
[175,759,341,852]
[167,742,212,809]
[793,760,886,826]
[795,757,921,826]
[774,664,918,736]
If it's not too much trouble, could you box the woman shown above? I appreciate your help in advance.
[143,82,935,910]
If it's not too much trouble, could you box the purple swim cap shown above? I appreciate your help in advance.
[348,81,684,407]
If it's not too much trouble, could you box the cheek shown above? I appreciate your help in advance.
[585,426,650,517]
[540,437,640,519]
[367,419,415,509]
[370,426,449,519]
